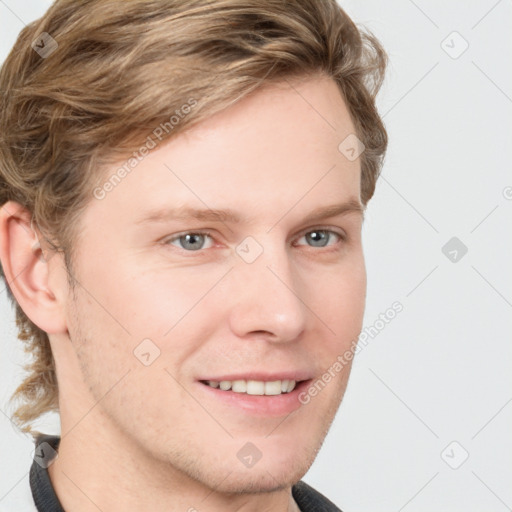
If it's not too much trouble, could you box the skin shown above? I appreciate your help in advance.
[0,73,367,511]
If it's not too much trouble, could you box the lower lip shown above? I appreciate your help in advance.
[196,380,313,417]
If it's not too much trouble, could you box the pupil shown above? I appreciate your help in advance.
[308,230,327,247]
[183,233,203,250]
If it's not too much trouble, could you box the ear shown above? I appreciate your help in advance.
[0,201,68,334]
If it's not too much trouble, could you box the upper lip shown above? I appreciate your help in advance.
[198,371,314,382]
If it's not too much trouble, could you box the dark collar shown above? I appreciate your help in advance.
[30,434,65,512]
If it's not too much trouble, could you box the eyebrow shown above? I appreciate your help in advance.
[135,198,365,226]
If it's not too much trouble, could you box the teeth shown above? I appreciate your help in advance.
[219,380,232,391]
[247,380,265,395]
[265,381,282,395]
[232,380,247,392]
[205,379,297,395]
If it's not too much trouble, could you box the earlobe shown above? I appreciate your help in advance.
[0,201,68,334]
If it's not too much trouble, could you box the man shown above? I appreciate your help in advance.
[0,0,387,510]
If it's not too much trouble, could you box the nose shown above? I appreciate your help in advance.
[227,238,307,343]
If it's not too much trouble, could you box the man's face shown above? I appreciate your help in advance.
[55,74,366,493]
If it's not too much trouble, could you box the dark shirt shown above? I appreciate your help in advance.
[29,434,342,511]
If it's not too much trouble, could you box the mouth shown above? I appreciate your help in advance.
[196,376,314,416]
[199,378,300,396]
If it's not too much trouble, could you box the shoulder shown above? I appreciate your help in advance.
[292,480,343,512]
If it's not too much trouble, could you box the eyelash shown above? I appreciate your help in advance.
[162,227,347,254]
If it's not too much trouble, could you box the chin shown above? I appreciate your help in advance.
[165,441,315,496]
[216,442,316,495]
[210,466,303,495]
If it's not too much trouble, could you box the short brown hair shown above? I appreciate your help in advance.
[0,0,387,439]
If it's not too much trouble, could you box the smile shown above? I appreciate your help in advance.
[201,379,297,395]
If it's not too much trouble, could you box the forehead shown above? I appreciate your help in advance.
[88,75,362,227]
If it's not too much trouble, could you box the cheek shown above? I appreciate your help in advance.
[66,275,196,424]
[73,260,226,389]
[309,254,367,340]
[340,260,367,325]
[80,258,202,337]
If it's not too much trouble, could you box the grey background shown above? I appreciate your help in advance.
[1,1,511,510]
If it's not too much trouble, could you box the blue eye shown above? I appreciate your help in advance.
[296,229,343,248]
[164,228,345,252]
[167,232,215,251]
